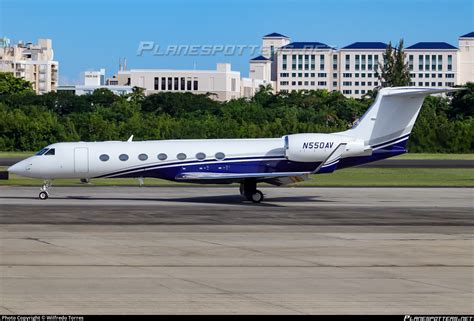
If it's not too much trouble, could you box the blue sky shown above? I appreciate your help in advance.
[1,0,472,84]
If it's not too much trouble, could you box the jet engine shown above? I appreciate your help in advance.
[284,133,368,162]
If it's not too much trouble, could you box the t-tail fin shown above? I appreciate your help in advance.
[345,87,464,148]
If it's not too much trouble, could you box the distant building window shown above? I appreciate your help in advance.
[177,153,187,160]
[196,152,206,160]
[119,154,129,161]
[158,153,167,161]
[193,80,198,91]
[187,79,192,90]
[154,77,159,90]
[181,77,186,90]
[215,152,225,160]
[161,77,166,90]
[99,154,109,162]
[174,77,179,90]
[138,153,148,161]
[167,77,172,90]
[447,55,452,71]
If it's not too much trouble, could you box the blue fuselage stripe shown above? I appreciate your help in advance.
[93,137,409,180]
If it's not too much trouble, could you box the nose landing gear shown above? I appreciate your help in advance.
[239,179,264,203]
[39,180,51,200]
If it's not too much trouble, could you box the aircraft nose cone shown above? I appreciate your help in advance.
[8,162,25,175]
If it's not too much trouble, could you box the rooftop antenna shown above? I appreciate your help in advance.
[124,58,127,71]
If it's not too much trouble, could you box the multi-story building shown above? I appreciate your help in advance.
[458,32,474,85]
[0,37,58,94]
[111,63,269,101]
[57,68,134,96]
[405,42,458,88]
[337,42,386,96]
[250,32,474,98]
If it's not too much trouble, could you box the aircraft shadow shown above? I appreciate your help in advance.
[0,194,331,207]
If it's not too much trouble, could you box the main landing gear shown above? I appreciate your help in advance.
[240,179,264,203]
[39,180,51,200]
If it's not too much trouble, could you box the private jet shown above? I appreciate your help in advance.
[8,87,461,202]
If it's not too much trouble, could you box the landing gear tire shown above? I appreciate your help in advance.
[39,191,49,200]
[240,180,264,203]
[250,190,264,203]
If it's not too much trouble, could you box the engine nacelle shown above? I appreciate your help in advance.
[284,133,368,162]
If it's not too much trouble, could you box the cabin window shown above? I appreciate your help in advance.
[196,152,206,160]
[177,153,187,160]
[215,152,225,160]
[99,154,109,162]
[138,153,148,161]
[44,148,55,155]
[158,153,167,161]
[119,154,129,161]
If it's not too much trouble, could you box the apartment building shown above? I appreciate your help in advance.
[250,32,474,98]
[0,37,58,94]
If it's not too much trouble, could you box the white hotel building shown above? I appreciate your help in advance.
[250,32,474,98]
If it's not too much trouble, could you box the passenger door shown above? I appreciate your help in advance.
[74,147,89,174]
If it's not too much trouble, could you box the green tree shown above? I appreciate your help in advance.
[0,72,34,95]
[376,39,411,87]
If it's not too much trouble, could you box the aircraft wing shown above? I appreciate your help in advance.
[175,171,311,181]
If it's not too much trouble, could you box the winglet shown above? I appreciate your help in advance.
[127,135,134,142]
[313,143,347,174]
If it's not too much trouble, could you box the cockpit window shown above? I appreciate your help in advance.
[44,148,55,155]
[36,148,49,155]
